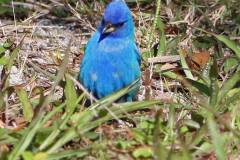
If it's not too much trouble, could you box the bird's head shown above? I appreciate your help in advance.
[99,0,134,40]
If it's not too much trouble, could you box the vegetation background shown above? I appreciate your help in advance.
[0,0,240,159]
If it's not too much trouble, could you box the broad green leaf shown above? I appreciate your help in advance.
[179,49,194,80]
[0,41,12,55]
[33,152,48,160]
[22,152,48,160]
[223,57,239,72]
[16,88,33,122]
[132,147,153,158]
[187,78,210,96]
[116,140,135,149]
[22,152,34,160]
[0,56,9,65]
[65,74,78,112]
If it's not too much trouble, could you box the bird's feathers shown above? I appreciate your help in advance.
[79,0,141,101]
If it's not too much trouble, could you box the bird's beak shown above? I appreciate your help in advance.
[102,23,116,34]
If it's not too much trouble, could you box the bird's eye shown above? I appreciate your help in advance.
[115,22,125,28]
[102,19,105,24]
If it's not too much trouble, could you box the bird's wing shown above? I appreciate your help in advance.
[81,31,100,65]
[85,31,100,53]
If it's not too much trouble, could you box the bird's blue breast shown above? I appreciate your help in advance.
[79,32,140,100]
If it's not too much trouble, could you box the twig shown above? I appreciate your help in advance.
[148,55,180,64]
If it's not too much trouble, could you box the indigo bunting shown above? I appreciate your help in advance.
[79,0,141,101]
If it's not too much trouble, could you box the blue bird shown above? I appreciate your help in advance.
[79,0,141,101]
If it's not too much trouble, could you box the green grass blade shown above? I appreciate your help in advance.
[146,0,161,58]
[218,70,240,104]
[209,59,219,107]
[84,100,163,134]
[88,79,140,110]
[6,36,25,72]
[194,27,240,58]
[48,100,162,153]
[214,35,240,59]
[156,16,166,55]
[207,113,226,160]
[8,114,44,160]
[46,149,89,160]
[8,38,72,159]
[39,93,84,151]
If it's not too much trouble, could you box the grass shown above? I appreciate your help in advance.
[0,0,240,159]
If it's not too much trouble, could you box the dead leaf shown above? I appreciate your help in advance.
[185,50,211,71]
